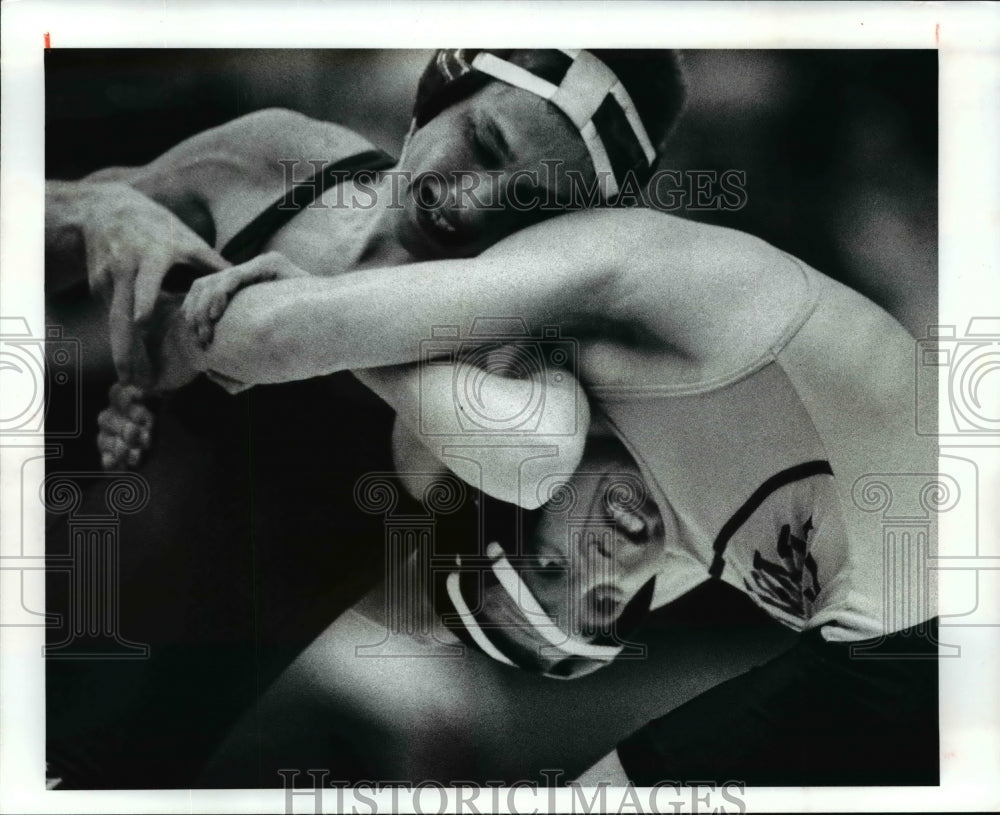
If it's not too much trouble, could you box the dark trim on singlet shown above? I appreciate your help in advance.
[219,148,396,265]
[708,459,834,579]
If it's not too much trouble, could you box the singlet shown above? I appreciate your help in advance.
[219,148,396,264]
[192,147,396,396]
[210,157,935,643]
[593,257,938,642]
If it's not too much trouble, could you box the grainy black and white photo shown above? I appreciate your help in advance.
[38,43,947,796]
[0,3,994,809]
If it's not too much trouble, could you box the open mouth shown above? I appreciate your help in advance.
[589,584,625,619]
[424,205,458,234]
[413,175,466,247]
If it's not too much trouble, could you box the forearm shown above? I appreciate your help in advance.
[197,224,615,387]
[44,180,124,293]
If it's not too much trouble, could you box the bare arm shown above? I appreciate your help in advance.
[183,206,804,390]
[185,208,636,386]
[45,108,372,382]
[355,360,590,510]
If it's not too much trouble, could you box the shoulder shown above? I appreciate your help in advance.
[500,206,795,287]
[521,208,813,363]
[134,108,378,190]
[212,108,378,166]
[126,108,380,216]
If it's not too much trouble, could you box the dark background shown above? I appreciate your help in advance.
[46,48,937,335]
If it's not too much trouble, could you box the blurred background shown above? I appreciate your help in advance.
[46,48,937,335]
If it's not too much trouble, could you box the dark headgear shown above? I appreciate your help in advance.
[411,49,686,198]
[435,540,656,680]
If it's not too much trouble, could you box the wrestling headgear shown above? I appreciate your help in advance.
[436,540,656,680]
[410,49,686,199]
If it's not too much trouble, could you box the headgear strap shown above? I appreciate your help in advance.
[467,50,656,198]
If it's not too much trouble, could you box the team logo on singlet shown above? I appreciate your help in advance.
[745,516,821,619]
[708,460,834,625]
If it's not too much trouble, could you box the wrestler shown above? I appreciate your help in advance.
[133,52,938,785]
[189,217,938,786]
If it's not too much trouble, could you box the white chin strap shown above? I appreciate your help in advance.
[469,50,656,198]
[485,542,623,662]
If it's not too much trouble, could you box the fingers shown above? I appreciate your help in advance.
[163,239,232,345]
[132,254,173,328]
[98,433,143,471]
[109,382,149,412]
[184,241,231,274]
[193,283,230,348]
[183,261,278,349]
[98,385,155,471]
[98,405,151,448]
[182,276,216,348]
[98,430,130,470]
[108,277,141,383]
[108,383,155,421]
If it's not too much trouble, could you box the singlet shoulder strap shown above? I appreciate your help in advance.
[220,148,396,265]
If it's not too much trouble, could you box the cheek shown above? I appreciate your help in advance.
[405,124,471,175]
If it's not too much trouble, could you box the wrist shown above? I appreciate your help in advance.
[145,296,204,393]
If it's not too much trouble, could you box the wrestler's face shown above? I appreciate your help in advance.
[397,82,595,259]
[520,434,672,638]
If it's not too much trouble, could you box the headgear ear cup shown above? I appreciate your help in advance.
[435,543,657,680]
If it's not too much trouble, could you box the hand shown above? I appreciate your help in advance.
[142,292,205,394]
[83,183,230,385]
[181,251,310,348]
[97,383,154,470]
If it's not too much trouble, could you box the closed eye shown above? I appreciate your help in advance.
[469,115,504,169]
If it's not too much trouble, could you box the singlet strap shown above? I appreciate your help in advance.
[220,148,396,264]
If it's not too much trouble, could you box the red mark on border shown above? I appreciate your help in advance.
[44,32,51,49]
[935,23,940,46]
